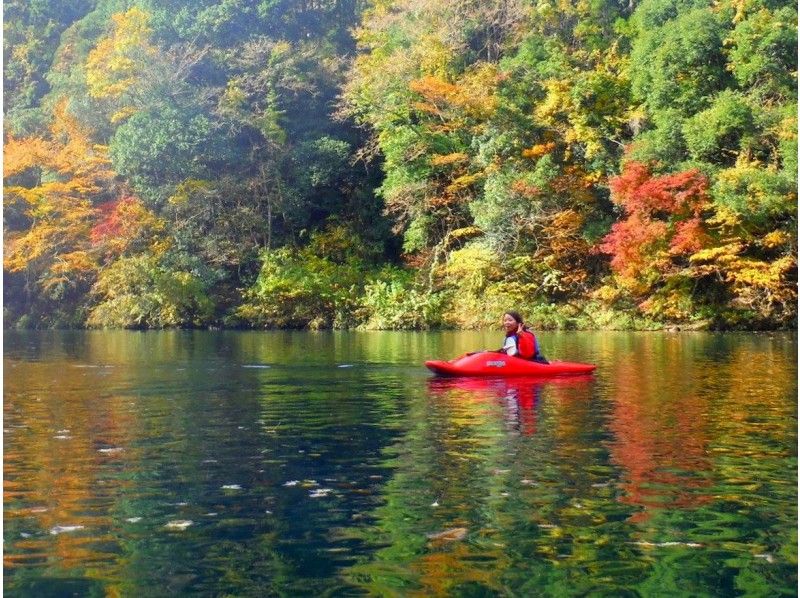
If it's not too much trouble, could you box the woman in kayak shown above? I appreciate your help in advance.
[500,311,549,363]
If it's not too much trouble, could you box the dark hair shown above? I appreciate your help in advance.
[504,310,524,324]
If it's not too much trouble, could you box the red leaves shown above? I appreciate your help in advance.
[670,217,708,255]
[600,162,711,280]
[600,213,669,279]
[609,162,708,217]
[91,199,127,244]
[90,195,163,257]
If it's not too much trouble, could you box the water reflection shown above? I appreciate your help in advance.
[4,331,797,596]
[427,375,596,436]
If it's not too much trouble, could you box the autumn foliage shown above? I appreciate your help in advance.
[600,162,711,283]
[3,102,114,293]
[3,0,796,330]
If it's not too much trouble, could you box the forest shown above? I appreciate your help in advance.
[3,0,797,330]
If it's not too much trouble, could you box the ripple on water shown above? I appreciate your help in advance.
[3,331,796,596]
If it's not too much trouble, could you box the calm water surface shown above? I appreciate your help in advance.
[4,331,797,596]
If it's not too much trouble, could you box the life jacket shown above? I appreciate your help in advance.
[516,329,538,360]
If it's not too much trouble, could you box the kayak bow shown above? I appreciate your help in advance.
[425,352,596,377]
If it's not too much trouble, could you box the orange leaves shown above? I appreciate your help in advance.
[4,194,97,278]
[509,179,542,198]
[3,135,52,179]
[550,164,598,204]
[50,100,114,187]
[670,217,709,255]
[522,142,556,159]
[539,209,592,288]
[600,213,670,280]
[409,66,499,123]
[430,152,469,166]
[3,100,120,291]
[410,76,461,113]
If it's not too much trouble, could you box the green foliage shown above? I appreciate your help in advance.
[712,163,796,227]
[3,0,95,133]
[87,253,214,328]
[235,226,376,329]
[360,267,447,330]
[727,6,797,96]
[110,106,219,207]
[631,8,728,115]
[682,91,753,164]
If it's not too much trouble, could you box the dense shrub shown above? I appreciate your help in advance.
[87,254,214,328]
[360,267,447,330]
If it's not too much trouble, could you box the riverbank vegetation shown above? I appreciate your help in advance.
[4,0,796,330]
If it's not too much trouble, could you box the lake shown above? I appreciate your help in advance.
[4,330,797,596]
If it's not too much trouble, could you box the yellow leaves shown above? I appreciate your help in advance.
[448,226,483,241]
[537,78,603,156]
[85,7,154,100]
[760,230,792,249]
[111,106,138,124]
[776,112,797,142]
[3,135,52,178]
[4,104,112,215]
[49,100,113,182]
[459,63,500,112]
[3,100,116,290]
[535,80,570,123]
[592,283,624,304]
[441,243,501,293]
[727,0,761,23]
[522,142,556,159]
[111,7,152,51]
[706,205,742,229]
[726,255,796,286]
[724,253,797,317]
[430,152,469,167]
[168,179,214,206]
[689,243,744,265]
[4,196,95,273]
[50,252,98,277]
[417,34,454,77]
[409,66,499,122]
[221,81,248,112]
[445,173,483,194]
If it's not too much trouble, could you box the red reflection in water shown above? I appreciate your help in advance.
[427,375,594,435]
[606,359,713,523]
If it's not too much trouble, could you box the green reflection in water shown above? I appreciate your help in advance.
[4,331,797,596]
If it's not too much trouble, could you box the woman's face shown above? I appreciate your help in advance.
[502,313,519,333]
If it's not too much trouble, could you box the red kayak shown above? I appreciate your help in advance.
[425,352,596,377]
